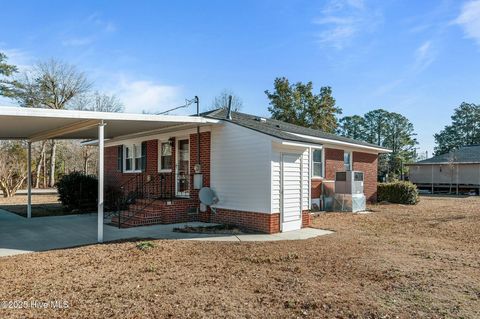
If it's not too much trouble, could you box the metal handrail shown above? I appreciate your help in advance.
[105,171,190,228]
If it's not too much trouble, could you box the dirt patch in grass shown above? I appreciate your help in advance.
[173,224,245,235]
[0,194,75,217]
[0,196,479,318]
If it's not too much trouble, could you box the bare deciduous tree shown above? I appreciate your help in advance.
[210,89,243,111]
[8,59,91,187]
[34,141,47,188]
[73,91,124,113]
[0,142,27,197]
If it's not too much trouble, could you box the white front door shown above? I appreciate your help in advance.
[281,153,302,232]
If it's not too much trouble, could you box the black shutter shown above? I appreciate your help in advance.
[141,142,147,172]
[117,145,123,172]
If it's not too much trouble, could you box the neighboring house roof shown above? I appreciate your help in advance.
[409,145,480,165]
[202,108,390,153]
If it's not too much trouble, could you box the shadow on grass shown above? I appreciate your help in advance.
[419,194,474,199]
[0,203,81,218]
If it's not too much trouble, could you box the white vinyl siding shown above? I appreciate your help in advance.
[210,122,272,213]
[271,143,310,213]
[281,153,303,231]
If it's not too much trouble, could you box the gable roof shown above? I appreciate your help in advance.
[411,145,480,165]
[202,108,390,153]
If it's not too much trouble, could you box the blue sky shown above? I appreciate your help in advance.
[1,0,480,154]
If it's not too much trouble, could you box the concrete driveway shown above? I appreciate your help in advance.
[0,209,332,257]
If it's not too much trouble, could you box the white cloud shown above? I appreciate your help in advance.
[414,40,436,72]
[0,48,33,71]
[87,12,116,33]
[61,12,116,47]
[62,37,94,47]
[313,0,381,49]
[113,76,183,114]
[454,0,480,45]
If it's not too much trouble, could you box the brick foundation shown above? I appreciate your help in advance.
[302,210,312,228]
[209,208,280,234]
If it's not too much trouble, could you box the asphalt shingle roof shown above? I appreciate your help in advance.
[414,145,480,164]
[201,108,390,151]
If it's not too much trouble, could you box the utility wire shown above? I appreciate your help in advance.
[155,97,197,115]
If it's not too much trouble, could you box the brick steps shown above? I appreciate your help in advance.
[110,198,199,228]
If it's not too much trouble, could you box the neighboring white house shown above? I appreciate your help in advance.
[407,145,480,195]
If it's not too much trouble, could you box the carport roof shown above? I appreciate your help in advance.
[0,106,218,141]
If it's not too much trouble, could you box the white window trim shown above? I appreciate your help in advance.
[124,143,142,173]
[311,148,324,179]
[158,140,173,173]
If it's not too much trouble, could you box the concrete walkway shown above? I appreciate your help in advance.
[0,209,333,257]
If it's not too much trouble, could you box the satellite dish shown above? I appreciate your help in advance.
[199,187,219,206]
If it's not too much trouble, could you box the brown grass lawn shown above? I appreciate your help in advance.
[0,194,72,217]
[0,196,479,318]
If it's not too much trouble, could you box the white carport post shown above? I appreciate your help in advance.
[98,121,105,243]
[27,141,32,219]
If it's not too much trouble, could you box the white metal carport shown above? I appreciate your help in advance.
[0,106,218,243]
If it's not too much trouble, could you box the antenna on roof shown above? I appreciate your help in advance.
[226,95,233,120]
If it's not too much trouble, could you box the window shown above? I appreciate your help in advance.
[160,142,172,170]
[124,143,144,172]
[344,151,352,171]
[312,149,323,177]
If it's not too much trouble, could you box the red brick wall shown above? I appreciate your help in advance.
[105,132,211,195]
[189,132,211,200]
[311,179,322,198]
[211,209,280,234]
[302,211,311,228]
[324,148,345,180]
[353,151,378,203]
[310,147,379,204]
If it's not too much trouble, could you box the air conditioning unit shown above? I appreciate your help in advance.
[335,171,364,194]
[334,171,366,212]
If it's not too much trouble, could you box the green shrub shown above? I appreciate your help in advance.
[377,181,419,205]
[136,241,155,251]
[57,172,98,211]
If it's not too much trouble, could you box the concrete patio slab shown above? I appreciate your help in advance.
[0,209,333,257]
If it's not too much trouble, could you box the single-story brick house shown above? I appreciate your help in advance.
[104,108,390,233]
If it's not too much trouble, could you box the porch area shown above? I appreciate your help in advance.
[0,208,332,257]
[0,106,218,243]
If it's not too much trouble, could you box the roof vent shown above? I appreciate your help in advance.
[255,117,267,123]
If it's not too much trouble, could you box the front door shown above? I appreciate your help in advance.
[176,138,190,197]
[281,153,302,232]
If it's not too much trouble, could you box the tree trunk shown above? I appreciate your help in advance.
[42,154,46,188]
[49,140,57,187]
[35,141,46,188]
